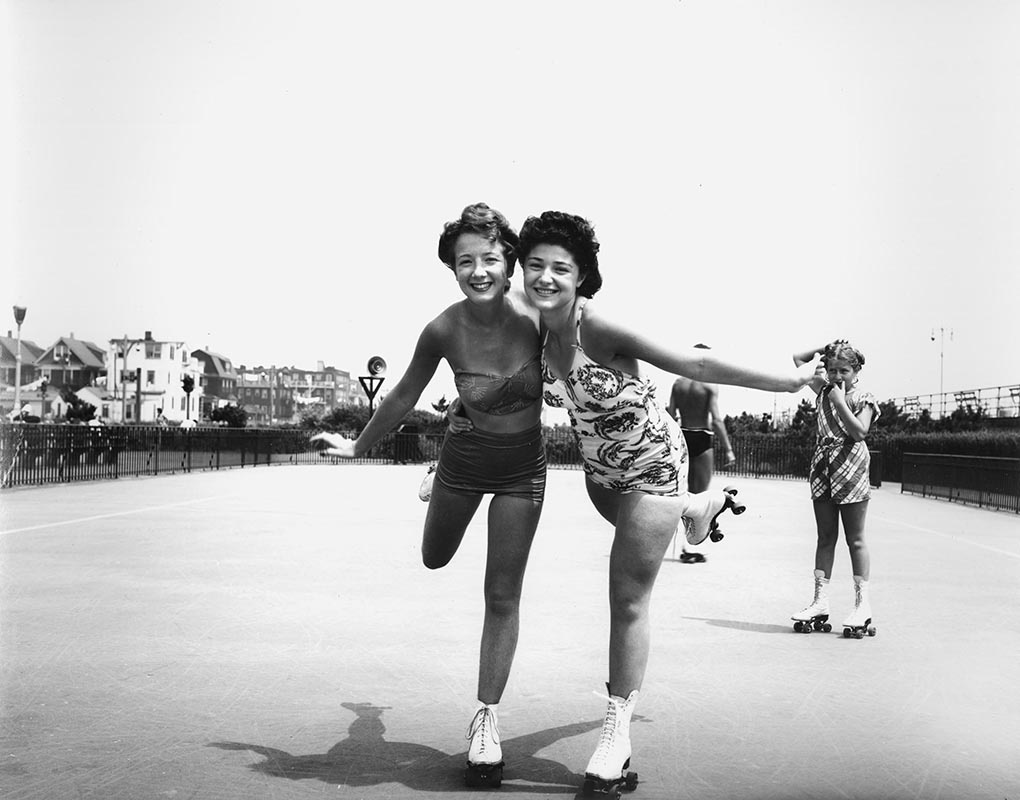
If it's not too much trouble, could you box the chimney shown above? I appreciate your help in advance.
[144,331,153,341]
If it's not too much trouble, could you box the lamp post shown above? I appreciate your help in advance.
[12,306,27,418]
[931,326,953,418]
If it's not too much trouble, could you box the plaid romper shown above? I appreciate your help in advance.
[809,385,880,504]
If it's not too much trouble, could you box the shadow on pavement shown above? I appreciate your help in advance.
[210,701,610,794]
[682,616,793,634]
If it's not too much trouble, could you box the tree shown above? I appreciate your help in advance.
[181,374,195,419]
[60,387,97,423]
[209,404,248,428]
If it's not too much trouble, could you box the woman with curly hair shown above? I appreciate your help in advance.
[790,339,880,639]
[516,209,819,794]
[312,202,544,787]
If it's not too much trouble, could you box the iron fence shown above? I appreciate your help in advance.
[901,452,1020,513]
[3,423,876,490]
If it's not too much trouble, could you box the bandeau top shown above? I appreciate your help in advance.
[454,353,543,416]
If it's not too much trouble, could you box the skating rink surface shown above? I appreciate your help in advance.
[1,465,1018,800]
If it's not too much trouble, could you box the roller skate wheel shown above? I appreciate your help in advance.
[710,530,724,543]
[793,621,804,633]
[822,623,832,633]
[624,771,639,790]
[868,626,877,637]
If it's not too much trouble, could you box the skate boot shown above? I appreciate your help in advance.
[582,687,640,798]
[681,486,745,545]
[418,464,437,502]
[464,704,504,787]
[841,576,876,639]
[791,569,831,633]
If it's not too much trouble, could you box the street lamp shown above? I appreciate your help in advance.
[12,306,27,418]
[931,326,953,418]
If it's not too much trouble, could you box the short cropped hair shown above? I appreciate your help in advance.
[437,203,519,276]
[518,211,603,298]
[822,339,865,371]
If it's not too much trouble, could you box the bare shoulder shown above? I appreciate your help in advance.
[419,302,462,353]
[507,287,540,328]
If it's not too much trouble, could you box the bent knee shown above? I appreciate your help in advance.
[422,550,453,570]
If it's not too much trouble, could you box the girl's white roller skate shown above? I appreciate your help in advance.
[842,576,876,639]
[464,704,504,787]
[582,687,639,798]
[791,569,832,633]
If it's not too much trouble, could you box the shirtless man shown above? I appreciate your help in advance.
[667,348,736,562]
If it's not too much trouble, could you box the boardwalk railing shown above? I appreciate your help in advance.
[900,452,1020,513]
[4,423,882,490]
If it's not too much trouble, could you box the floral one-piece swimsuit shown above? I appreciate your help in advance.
[541,300,688,495]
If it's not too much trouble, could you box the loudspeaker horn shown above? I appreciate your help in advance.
[367,356,387,376]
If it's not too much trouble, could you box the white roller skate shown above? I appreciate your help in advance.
[582,687,639,798]
[464,704,503,787]
[842,576,876,639]
[418,464,437,502]
[681,486,745,545]
[791,569,831,633]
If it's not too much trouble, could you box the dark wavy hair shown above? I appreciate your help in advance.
[437,203,519,277]
[822,339,865,371]
[518,211,603,298]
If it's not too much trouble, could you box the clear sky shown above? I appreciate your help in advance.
[4,0,1019,420]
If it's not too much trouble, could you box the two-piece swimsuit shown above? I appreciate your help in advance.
[541,301,688,495]
[809,384,880,504]
[434,353,546,502]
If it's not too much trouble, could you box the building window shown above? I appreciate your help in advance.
[147,370,156,385]
[145,342,162,359]
[169,345,175,360]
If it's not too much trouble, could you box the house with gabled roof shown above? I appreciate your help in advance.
[36,334,107,392]
[0,331,44,389]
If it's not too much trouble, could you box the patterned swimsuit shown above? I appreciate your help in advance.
[809,384,880,504]
[541,302,688,494]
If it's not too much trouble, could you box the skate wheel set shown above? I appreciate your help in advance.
[792,614,832,634]
[582,770,639,798]
[464,760,504,788]
[708,486,746,543]
[842,621,877,639]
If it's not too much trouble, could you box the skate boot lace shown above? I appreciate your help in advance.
[588,692,620,770]
[466,707,500,757]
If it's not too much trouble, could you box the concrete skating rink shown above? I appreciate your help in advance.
[1,465,1018,800]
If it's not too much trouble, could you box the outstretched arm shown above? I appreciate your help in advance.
[792,345,828,367]
[312,325,443,457]
[580,307,820,393]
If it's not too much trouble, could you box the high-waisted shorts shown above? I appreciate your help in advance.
[436,424,546,502]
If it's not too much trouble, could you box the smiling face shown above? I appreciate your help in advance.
[825,357,859,389]
[522,243,584,312]
[453,233,509,302]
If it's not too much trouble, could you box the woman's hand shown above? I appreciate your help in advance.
[310,432,357,458]
[446,398,474,434]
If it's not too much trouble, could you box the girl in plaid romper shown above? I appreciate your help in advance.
[792,340,880,636]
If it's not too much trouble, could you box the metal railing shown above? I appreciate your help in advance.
[3,423,881,490]
[891,384,1020,420]
[900,453,1020,513]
